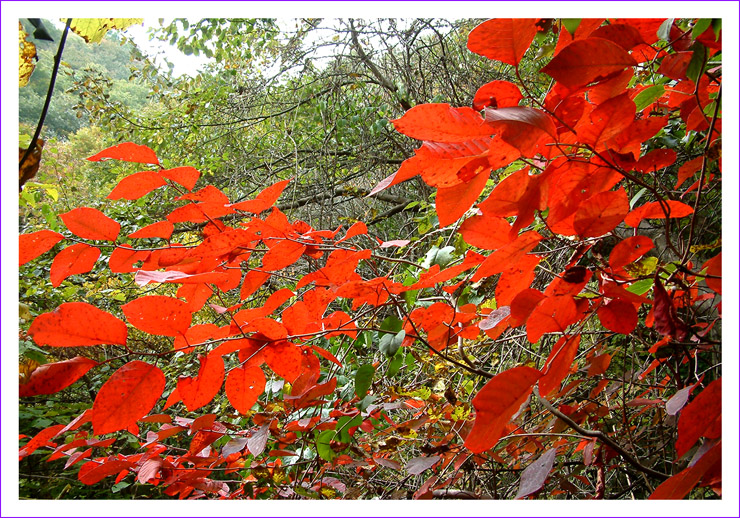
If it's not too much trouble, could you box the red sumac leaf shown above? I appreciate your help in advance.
[87,142,159,165]
[60,207,120,241]
[230,179,290,214]
[675,378,721,459]
[597,299,638,334]
[50,243,100,287]
[225,365,266,414]
[107,171,166,200]
[573,188,629,238]
[177,354,225,412]
[19,230,64,265]
[467,19,539,66]
[29,302,127,347]
[464,366,541,453]
[92,361,166,435]
[264,341,303,383]
[515,448,558,499]
[539,334,581,396]
[128,221,174,240]
[122,296,192,337]
[609,235,654,270]
[541,38,637,90]
[20,356,98,397]
[652,274,689,341]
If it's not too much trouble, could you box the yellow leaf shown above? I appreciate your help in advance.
[67,18,143,44]
[19,22,37,87]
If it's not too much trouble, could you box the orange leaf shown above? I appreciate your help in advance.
[526,295,579,343]
[19,230,64,265]
[240,269,271,300]
[108,245,150,273]
[703,253,721,295]
[50,243,100,287]
[92,361,166,435]
[29,302,127,347]
[225,365,266,414]
[178,354,225,412]
[230,179,290,214]
[471,231,542,281]
[87,142,159,165]
[122,296,192,337]
[60,207,120,241]
[597,299,638,334]
[472,80,523,111]
[541,37,637,90]
[467,19,538,66]
[539,335,581,396]
[159,166,200,191]
[573,188,629,238]
[107,171,166,200]
[609,235,654,270]
[20,356,98,397]
[574,92,635,148]
[459,213,513,250]
[262,239,306,271]
[464,366,541,453]
[495,254,541,306]
[335,221,368,244]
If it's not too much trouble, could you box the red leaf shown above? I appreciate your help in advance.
[634,149,677,173]
[20,356,98,397]
[262,239,306,271]
[479,306,511,331]
[649,441,722,499]
[703,253,721,295]
[264,341,303,383]
[19,230,64,265]
[609,236,654,270]
[78,459,133,485]
[658,51,692,80]
[230,179,290,214]
[240,269,271,300]
[87,142,158,165]
[472,80,523,111]
[675,379,721,459]
[652,274,689,341]
[128,221,174,240]
[541,38,637,90]
[539,335,581,396]
[675,156,703,189]
[510,289,546,327]
[159,166,200,191]
[467,19,538,66]
[178,354,225,412]
[335,221,368,244]
[28,302,127,347]
[515,448,558,499]
[573,188,629,238]
[134,269,228,287]
[50,243,100,287]
[495,254,540,306]
[597,299,638,334]
[225,365,266,414]
[484,106,557,156]
[587,352,612,377]
[574,92,635,148]
[392,104,493,142]
[188,228,256,259]
[526,295,579,343]
[590,23,645,50]
[107,171,166,200]
[60,207,120,241]
[624,200,694,227]
[459,213,513,250]
[92,361,166,435]
[109,245,150,273]
[478,168,546,234]
[19,424,65,459]
[122,296,192,337]
[464,366,541,453]
[435,168,491,227]
[471,231,542,281]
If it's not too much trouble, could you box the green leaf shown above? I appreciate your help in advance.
[561,19,581,36]
[315,430,337,462]
[711,19,722,39]
[380,316,403,334]
[336,415,362,443]
[379,330,405,358]
[626,278,653,296]
[692,19,712,39]
[686,43,707,84]
[633,85,665,112]
[355,364,376,399]
[422,245,455,268]
[387,351,404,377]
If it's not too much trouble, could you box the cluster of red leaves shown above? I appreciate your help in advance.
[19,18,721,500]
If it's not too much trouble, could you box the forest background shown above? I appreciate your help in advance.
[6,1,740,515]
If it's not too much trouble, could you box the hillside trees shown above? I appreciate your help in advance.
[18,18,722,501]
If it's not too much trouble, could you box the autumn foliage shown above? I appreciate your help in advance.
[19,18,722,500]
